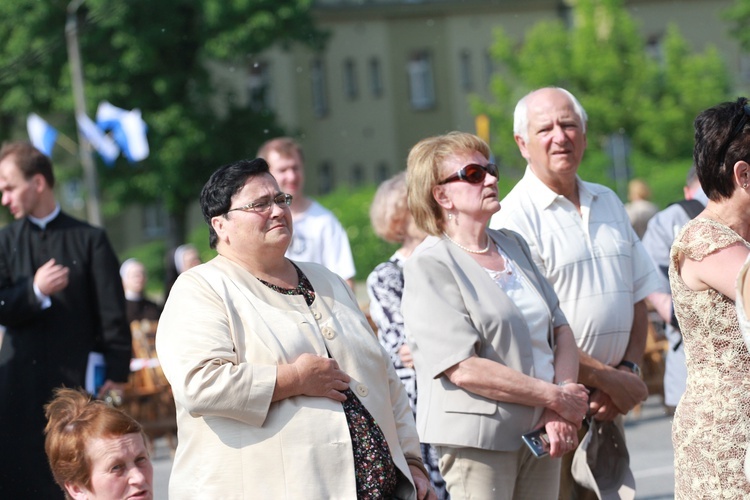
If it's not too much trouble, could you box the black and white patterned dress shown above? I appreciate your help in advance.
[367,253,448,499]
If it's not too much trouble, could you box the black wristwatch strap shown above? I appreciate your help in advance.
[617,360,641,377]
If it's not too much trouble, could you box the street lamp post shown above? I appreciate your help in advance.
[65,0,102,226]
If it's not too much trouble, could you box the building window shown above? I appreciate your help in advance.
[343,58,359,100]
[741,53,750,83]
[375,162,389,183]
[558,2,574,29]
[408,50,435,110]
[143,202,168,239]
[369,57,384,98]
[459,50,473,91]
[351,164,365,187]
[311,58,329,118]
[484,48,496,86]
[247,60,271,112]
[318,161,334,194]
[646,34,664,66]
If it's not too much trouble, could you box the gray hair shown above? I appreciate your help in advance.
[119,258,141,279]
[513,87,588,142]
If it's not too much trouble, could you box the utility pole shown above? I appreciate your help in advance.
[65,0,102,226]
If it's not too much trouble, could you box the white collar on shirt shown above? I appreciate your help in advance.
[28,203,61,230]
[520,166,596,210]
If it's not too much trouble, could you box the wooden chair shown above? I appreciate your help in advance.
[122,319,177,454]
[642,319,668,399]
[631,307,669,418]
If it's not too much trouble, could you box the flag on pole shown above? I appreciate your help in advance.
[96,101,149,162]
[76,113,120,166]
[26,114,58,157]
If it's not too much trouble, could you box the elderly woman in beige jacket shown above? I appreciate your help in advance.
[402,132,589,499]
[156,158,433,499]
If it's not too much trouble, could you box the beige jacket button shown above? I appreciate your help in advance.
[312,310,322,320]
[356,384,369,397]
[322,327,335,340]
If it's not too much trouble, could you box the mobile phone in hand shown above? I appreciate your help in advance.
[521,428,550,458]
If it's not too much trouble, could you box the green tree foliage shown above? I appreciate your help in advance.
[0,0,325,244]
[635,25,731,159]
[318,185,398,282]
[725,0,750,52]
[472,0,731,181]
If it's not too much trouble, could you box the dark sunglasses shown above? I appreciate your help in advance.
[439,163,498,185]
[718,104,750,165]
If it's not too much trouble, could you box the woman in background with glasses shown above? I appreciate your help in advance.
[402,132,588,499]
[669,98,750,498]
[156,158,434,499]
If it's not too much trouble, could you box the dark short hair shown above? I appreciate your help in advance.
[694,97,750,201]
[200,158,270,248]
[0,141,55,188]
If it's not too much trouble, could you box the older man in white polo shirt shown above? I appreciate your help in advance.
[490,87,660,500]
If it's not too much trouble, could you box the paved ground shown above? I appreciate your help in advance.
[151,395,675,499]
[624,395,675,499]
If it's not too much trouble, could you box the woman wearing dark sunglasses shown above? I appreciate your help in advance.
[402,132,588,499]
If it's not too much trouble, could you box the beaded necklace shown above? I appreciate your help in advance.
[256,263,316,305]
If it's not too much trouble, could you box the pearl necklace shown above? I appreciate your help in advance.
[442,231,491,254]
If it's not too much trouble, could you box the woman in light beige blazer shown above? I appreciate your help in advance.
[402,132,589,500]
[156,158,434,499]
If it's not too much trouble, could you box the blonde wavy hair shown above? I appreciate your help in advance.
[406,132,491,236]
[370,172,409,244]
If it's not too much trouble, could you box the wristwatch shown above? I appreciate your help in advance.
[617,360,642,378]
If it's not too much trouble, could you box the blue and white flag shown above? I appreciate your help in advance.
[96,101,149,162]
[76,113,120,166]
[26,113,58,157]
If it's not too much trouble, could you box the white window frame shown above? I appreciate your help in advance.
[343,58,359,100]
[459,50,473,91]
[247,60,272,112]
[369,57,384,98]
[408,50,435,110]
[311,58,329,118]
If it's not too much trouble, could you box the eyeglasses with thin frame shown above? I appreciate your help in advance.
[438,163,498,185]
[225,193,293,215]
[718,104,750,165]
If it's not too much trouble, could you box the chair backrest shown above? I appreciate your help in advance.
[130,319,167,391]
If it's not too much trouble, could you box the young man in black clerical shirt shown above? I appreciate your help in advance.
[0,142,131,498]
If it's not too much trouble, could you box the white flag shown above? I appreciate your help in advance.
[96,101,149,162]
[76,113,120,166]
[26,113,58,157]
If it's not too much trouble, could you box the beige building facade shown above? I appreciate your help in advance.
[105,0,743,254]
[210,0,741,197]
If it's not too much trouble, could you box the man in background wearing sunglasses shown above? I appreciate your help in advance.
[490,87,660,499]
[258,137,356,289]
